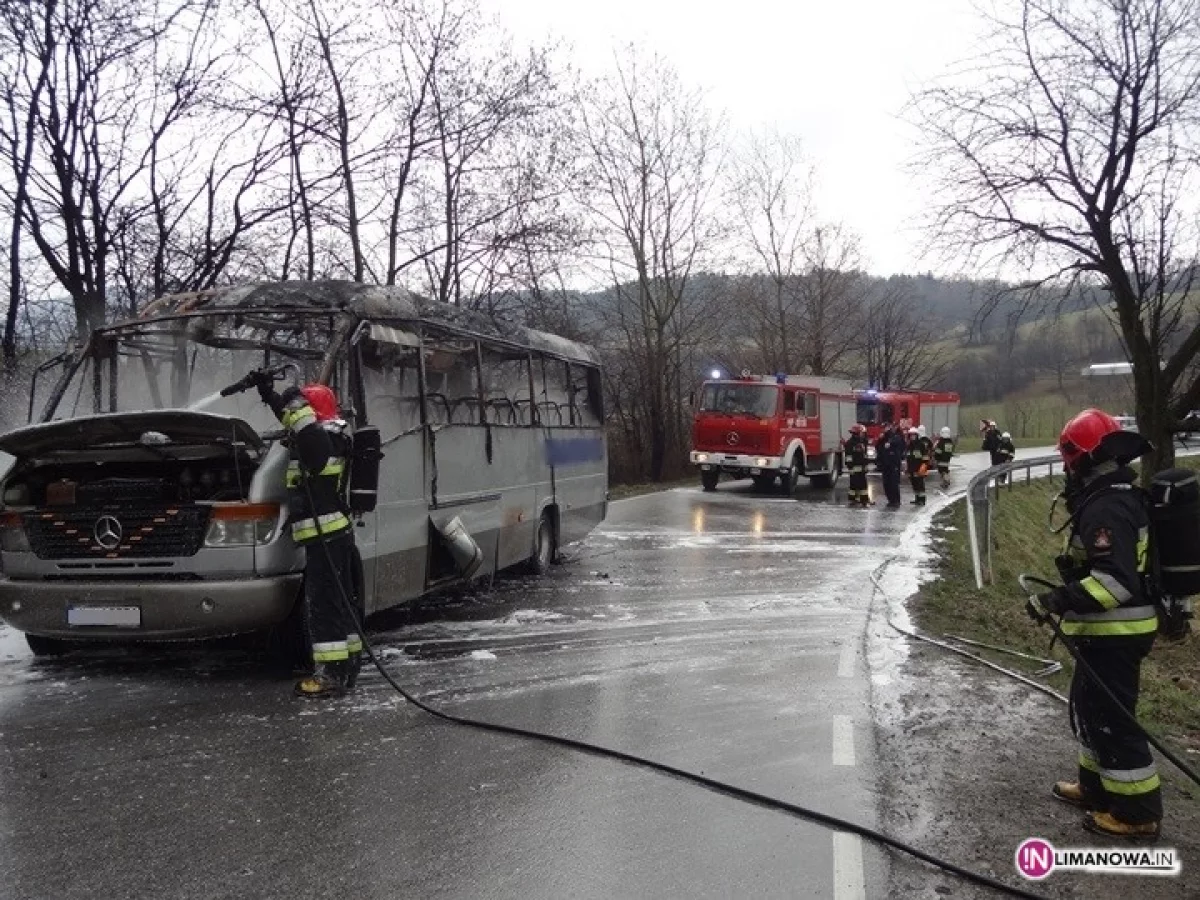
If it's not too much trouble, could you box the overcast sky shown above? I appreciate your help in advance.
[481,0,987,278]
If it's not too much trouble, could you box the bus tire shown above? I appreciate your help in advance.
[530,511,556,575]
[700,470,720,492]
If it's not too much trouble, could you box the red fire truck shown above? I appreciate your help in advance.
[854,388,960,463]
[689,373,857,492]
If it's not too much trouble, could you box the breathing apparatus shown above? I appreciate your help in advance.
[1046,419,1195,641]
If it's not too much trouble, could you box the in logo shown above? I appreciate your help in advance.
[726,432,740,446]
[93,516,123,550]
[1015,838,1055,880]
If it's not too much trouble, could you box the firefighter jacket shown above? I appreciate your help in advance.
[998,436,1016,463]
[845,435,869,470]
[933,437,954,466]
[982,427,1001,455]
[267,387,352,545]
[906,438,930,475]
[879,432,905,472]
[1057,467,1156,640]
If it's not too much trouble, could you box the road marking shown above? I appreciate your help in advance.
[832,832,866,900]
[832,716,856,766]
[837,641,856,678]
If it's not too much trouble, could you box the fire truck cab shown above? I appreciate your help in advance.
[689,374,857,493]
[854,389,960,463]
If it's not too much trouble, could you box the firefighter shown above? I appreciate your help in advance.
[981,419,1003,465]
[845,424,872,507]
[257,378,363,698]
[1026,409,1161,839]
[905,426,929,505]
[933,426,954,488]
[877,423,904,508]
[996,430,1017,484]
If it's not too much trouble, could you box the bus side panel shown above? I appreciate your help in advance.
[546,427,608,547]
[435,425,538,573]
[371,431,429,613]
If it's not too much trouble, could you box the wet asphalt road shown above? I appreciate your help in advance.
[0,451,1020,900]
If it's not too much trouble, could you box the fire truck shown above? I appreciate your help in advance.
[854,388,960,463]
[689,373,857,493]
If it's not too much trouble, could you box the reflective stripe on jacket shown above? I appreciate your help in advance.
[1059,472,1156,638]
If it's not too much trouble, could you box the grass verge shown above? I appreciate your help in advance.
[608,476,697,500]
[917,468,1200,751]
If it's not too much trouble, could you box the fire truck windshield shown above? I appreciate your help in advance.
[699,383,779,417]
[856,399,895,425]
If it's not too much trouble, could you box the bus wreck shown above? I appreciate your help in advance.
[0,281,607,656]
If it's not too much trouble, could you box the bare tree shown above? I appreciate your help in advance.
[580,48,724,480]
[729,129,812,373]
[863,278,952,389]
[797,223,865,376]
[917,0,1200,474]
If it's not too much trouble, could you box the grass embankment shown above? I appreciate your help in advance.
[917,467,1200,750]
[608,476,697,500]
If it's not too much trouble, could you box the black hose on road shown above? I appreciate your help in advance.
[297,479,1049,900]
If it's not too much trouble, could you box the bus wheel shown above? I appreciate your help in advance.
[530,511,556,575]
[700,470,720,492]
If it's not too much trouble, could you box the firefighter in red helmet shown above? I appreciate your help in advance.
[258,379,362,698]
[1026,408,1161,839]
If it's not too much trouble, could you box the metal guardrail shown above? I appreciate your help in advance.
[966,455,1061,589]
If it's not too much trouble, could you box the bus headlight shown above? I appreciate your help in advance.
[0,512,30,553]
[204,503,280,547]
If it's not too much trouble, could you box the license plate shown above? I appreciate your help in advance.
[68,606,141,627]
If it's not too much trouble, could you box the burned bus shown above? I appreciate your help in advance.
[0,281,607,656]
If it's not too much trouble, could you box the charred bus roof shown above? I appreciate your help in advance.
[115,280,601,366]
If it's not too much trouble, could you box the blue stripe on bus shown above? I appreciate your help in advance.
[545,436,605,466]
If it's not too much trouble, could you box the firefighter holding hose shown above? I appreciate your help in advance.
[1026,409,1161,839]
[252,375,363,698]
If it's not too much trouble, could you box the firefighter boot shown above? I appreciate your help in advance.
[1052,781,1099,810]
[345,652,363,691]
[1083,811,1161,841]
[294,662,347,699]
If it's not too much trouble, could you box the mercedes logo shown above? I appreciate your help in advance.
[726,431,740,446]
[93,516,123,550]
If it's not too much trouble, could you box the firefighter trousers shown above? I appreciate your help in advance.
[881,467,901,505]
[303,532,362,666]
[1070,636,1162,824]
[908,474,926,502]
[848,469,869,502]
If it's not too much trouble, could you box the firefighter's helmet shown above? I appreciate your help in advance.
[300,384,339,422]
[907,426,919,436]
[1058,409,1121,471]
[940,426,952,438]
[849,423,865,435]
[917,425,927,438]
[1002,431,1011,440]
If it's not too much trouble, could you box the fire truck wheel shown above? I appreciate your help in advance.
[700,470,720,492]
[783,462,800,495]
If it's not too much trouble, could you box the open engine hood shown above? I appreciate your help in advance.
[0,410,265,459]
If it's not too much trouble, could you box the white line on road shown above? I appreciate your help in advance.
[837,641,856,678]
[832,832,867,900]
[832,716,856,767]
